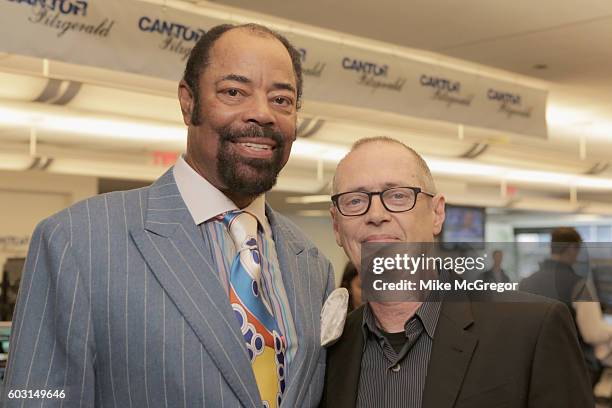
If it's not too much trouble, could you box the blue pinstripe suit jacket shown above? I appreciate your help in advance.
[3,169,335,407]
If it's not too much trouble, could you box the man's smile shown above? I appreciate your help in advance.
[231,138,277,159]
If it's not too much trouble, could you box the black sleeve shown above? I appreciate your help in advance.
[528,301,594,407]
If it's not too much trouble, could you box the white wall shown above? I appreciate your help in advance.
[487,212,612,229]
[285,214,348,286]
[0,170,97,281]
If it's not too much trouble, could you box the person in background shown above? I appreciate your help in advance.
[480,249,511,284]
[340,262,363,312]
[521,227,612,387]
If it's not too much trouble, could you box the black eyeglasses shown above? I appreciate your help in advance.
[331,187,434,216]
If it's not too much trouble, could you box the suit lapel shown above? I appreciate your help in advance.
[324,307,364,408]
[266,207,320,408]
[131,169,260,408]
[422,294,478,408]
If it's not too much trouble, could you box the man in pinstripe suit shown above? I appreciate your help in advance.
[3,23,335,407]
[321,137,593,407]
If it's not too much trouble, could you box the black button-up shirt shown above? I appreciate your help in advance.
[356,295,441,408]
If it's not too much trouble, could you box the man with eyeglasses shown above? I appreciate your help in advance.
[320,136,593,407]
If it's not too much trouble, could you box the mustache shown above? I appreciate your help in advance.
[218,124,286,147]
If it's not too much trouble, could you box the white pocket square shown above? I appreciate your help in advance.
[320,288,349,347]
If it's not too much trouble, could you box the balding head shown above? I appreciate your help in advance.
[329,136,446,268]
[332,136,436,195]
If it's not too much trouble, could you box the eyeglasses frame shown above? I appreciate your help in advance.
[331,186,435,216]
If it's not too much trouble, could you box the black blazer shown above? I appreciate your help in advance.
[320,290,594,408]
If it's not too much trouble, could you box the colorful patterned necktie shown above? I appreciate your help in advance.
[223,211,286,408]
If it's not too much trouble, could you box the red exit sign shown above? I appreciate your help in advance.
[152,151,179,166]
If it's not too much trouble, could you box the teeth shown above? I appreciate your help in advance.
[240,142,272,151]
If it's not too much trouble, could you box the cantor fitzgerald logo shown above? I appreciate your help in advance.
[138,16,206,61]
[487,88,533,119]
[420,74,474,107]
[297,48,326,78]
[342,56,406,92]
[9,0,88,15]
[9,0,115,38]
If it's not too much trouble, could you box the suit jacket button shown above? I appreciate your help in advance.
[391,364,401,372]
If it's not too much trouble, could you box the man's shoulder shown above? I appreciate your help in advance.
[518,270,543,288]
[327,305,364,355]
[37,185,152,236]
[468,287,556,303]
[266,207,322,253]
[468,288,562,309]
[346,305,365,328]
[267,207,301,234]
[466,289,570,329]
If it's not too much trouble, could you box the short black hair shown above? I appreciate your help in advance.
[183,23,303,125]
[340,262,359,312]
[551,227,582,254]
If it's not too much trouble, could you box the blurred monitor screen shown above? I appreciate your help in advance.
[1,258,25,321]
[442,205,485,243]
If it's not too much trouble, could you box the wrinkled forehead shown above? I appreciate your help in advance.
[206,28,295,83]
[334,144,424,193]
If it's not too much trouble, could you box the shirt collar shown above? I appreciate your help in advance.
[417,299,441,339]
[362,302,440,340]
[362,271,445,341]
[173,156,268,231]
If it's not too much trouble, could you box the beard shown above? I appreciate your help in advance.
[216,123,291,197]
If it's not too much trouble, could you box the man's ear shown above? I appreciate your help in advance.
[431,194,446,236]
[178,80,194,126]
[330,206,343,247]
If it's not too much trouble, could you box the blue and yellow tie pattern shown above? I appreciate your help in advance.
[223,211,286,408]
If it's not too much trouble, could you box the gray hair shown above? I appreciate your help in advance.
[331,136,437,194]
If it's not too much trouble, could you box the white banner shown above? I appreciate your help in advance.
[0,0,548,138]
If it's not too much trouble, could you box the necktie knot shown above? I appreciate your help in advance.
[223,211,259,250]
[223,211,262,281]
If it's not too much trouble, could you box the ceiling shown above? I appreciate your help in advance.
[178,0,612,215]
[204,0,612,115]
[3,0,612,215]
